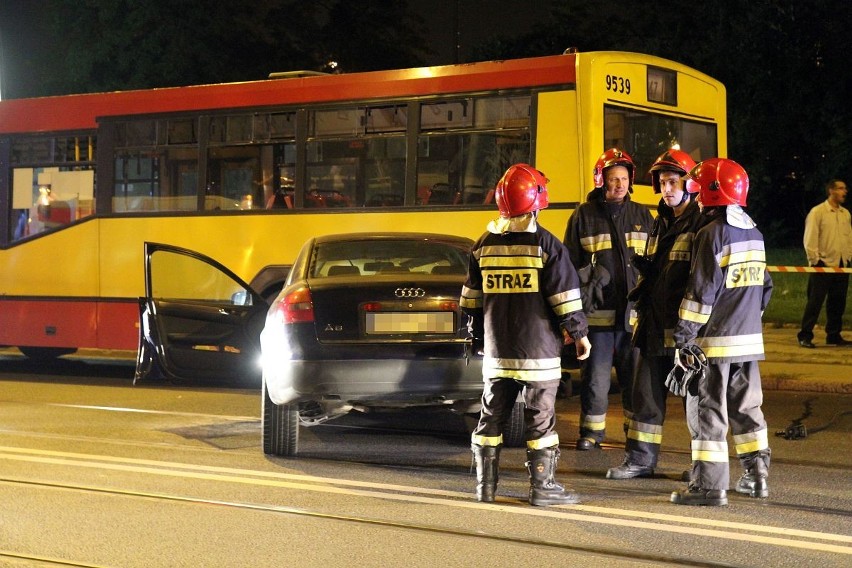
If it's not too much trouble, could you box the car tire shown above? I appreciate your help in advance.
[503,400,525,448]
[262,381,299,456]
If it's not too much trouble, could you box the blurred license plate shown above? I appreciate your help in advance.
[366,312,454,334]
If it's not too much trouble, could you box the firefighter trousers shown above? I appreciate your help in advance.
[578,329,636,443]
[624,352,680,467]
[685,360,770,491]
[471,378,561,449]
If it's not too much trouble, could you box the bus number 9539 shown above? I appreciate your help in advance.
[605,74,631,95]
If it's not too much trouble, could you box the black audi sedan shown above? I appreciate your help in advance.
[260,232,491,457]
[135,234,525,457]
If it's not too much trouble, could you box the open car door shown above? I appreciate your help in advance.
[135,242,268,386]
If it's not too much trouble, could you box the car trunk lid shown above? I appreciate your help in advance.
[308,277,464,342]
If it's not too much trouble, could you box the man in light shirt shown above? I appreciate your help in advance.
[797,179,852,348]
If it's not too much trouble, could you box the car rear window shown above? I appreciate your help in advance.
[310,239,469,278]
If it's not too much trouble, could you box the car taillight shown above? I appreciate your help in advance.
[272,286,314,324]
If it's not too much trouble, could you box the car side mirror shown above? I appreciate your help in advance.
[231,290,252,306]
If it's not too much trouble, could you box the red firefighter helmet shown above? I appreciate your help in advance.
[593,148,635,190]
[649,148,699,194]
[494,163,549,218]
[686,158,749,207]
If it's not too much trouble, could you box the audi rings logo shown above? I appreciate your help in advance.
[395,287,426,298]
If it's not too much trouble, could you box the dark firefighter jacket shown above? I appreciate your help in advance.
[460,220,588,382]
[633,198,705,356]
[563,188,653,331]
[673,207,774,362]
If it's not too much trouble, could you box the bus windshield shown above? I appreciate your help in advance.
[604,105,718,187]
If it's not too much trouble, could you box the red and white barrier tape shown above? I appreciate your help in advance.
[766,266,852,274]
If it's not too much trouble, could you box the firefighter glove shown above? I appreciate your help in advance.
[578,264,611,313]
[666,344,707,397]
[631,253,653,277]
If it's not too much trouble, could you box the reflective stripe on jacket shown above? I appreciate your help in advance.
[673,210,773,362]
[564,188,653,332]
[461,225,587,381]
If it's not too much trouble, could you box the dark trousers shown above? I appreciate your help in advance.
[472,378,561,448]
[578,329,636,442]
[624,353,676,467]
[799,272,850,341]
[685,361,769,491]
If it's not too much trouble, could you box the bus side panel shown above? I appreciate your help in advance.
[0,298,97,348]
[97,301,140,350]
[0,223,100,297]
[96,211,504,300]
[535,90,582,204]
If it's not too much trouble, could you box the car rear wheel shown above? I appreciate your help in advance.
[262,381,299,456]
[503,401,525,448]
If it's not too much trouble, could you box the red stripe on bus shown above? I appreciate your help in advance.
[0,55,577,133]
[0,299,138,350]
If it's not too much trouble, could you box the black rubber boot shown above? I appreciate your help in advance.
[526,446,580,506]
[670,485,728,506]
[735,454,769,498]
[471,444,500,502]
[606,456,654,479]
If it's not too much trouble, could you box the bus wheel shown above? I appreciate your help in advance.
[262,381,299,456]
[18,346,77,360]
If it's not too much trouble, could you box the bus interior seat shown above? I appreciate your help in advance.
[428,183,456,205]
[265,191,293,210]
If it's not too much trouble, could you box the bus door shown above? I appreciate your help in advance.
[136,242,268,386]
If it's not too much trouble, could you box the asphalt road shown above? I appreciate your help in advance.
[0,360,849,567]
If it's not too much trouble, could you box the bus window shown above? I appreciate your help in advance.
[207,146,263,210]
[205,112,297,211]
[416,95,531,206]
[604,105,718,186]
[417,131,530,205]
[113,147,199,212]
[9,133,96,241]
[307,104,407,207]
[111,117,200,212]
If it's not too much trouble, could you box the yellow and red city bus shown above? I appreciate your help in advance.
[0,50,726,358]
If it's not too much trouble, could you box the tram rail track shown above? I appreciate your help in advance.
[2,472,837,568]
[1,446,850,560]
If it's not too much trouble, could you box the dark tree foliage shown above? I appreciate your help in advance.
[38,0,301,92]
[321,0,431,72]
[6,0,427,95]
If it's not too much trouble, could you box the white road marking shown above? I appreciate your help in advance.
[0,446,849,554]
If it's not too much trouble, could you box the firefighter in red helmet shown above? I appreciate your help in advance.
[461,163,591,506]
[563,148,653,451]
[670,158,773,506]
[607,148,703,480]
